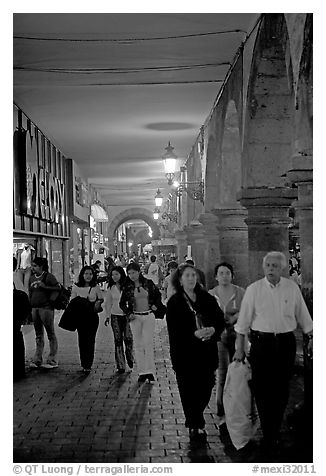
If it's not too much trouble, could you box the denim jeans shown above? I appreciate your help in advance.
[32,307,58,365]
[111,315,134,371]
[129,313,155,375]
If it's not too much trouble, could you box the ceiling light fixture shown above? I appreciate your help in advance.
[162,142,178,185]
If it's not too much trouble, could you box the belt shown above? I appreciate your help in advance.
[251,329,293,338]
[134,311,152,315]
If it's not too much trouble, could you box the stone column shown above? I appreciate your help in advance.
[184,222,206,276]
[198,212,221,289]
[287,157,313,431]
[240,187,297,283]
[287,163,313,315]
[174,229,188,263]
[211,207,249,288]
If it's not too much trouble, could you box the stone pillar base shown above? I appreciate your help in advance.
[240,187,297,283]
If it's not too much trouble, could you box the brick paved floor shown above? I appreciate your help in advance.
[13,310,311,463]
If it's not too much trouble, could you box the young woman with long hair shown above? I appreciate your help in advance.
[119,262,163,383]
[104,266,134,374]
[70,265,104,373]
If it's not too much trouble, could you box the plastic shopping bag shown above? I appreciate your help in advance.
[223,360,259,450]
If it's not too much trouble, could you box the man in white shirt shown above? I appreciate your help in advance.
[234,251,313,455]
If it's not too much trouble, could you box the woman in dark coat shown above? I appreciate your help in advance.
[166,263,224,440]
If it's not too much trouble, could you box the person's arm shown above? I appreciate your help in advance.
[95,286,104,302]
[196,294,225,341]
[104,288,113,326]
[119,287,133,317]
[234,332,246,361]
[69,285,78,300]
[233,285,254,361]
[38,273,61,291]
[150,281,163,311]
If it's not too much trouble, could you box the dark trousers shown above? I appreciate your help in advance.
[176,370,215,429]
[249,331,296,445]
[76,313,99,369]
[111,315,134,370]
[13,326,25,379]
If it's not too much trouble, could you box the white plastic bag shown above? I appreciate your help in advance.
[223,360,259,450]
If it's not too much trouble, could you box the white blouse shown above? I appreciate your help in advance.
[70,284,103,303]
[105,285,125,316]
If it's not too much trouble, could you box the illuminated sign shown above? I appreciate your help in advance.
[15,128,66,225]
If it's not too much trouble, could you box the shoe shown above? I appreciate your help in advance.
[189,428,207,441]
[116,369,125,374]
[146,373,155,382]
[41,363,58,369]
[29,362,41,369]
[138,374,146,382]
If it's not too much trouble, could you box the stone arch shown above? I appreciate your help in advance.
[219,100,242,206]
[107,208,160,242]
[242,13,294,188]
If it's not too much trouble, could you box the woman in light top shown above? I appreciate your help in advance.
[70,265,104,373]
[120,262,163,383]
[208,262,245,423]
[104,266,134,374]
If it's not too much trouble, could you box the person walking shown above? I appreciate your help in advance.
[162,260,178,303]
[208,262,245,425]
[119,262,163,383]
[146,255,163,287]
[13,256,30,379]
[70,265,104,373]
[166,263,225,441]
[29,257,61,369]
[104,266,134,374]
[234,251,313,456]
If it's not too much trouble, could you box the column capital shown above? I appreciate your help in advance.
[286,153,313,186]
[240,187,297,208]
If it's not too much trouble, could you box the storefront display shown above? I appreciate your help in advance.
[13,105,70,286]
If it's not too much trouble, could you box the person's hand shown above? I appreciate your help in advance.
[128,313,136,321]
[233,348,245,362]
[151,305,157,312]
[104,317,110,327]
[194,327,215,341]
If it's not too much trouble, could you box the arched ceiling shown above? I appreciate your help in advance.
[13,13,260,209]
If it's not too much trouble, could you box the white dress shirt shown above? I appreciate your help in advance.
[234,277,312,335]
